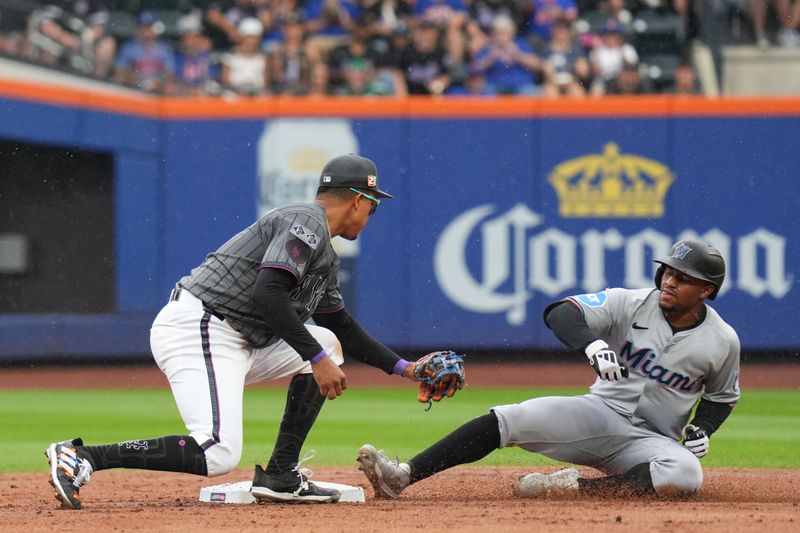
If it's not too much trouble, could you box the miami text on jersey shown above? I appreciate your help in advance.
[619,341,700,391]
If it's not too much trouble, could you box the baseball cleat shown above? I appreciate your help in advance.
[356,444,411,499]
[46,438,93,509]
[250,453,340,504]
[513,467,580,498]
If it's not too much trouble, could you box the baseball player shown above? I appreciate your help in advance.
[46,154,431,508]
[358,239,740,499]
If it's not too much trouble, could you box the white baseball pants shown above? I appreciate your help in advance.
[150,289,343,476]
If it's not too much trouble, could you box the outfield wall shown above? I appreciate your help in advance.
[1,80,798,359]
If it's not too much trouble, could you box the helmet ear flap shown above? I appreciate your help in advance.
[654,264,665,290]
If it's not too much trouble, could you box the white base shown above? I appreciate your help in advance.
[199,480,365,504]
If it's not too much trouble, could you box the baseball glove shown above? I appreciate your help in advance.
[413,351,466,410]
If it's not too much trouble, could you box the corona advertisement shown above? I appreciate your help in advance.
[0,90,797,357]
[422,141,792,347]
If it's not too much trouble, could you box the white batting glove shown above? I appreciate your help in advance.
[585,340,629,381]
[682,424,710,458]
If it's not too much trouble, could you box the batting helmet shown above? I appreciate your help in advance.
[653,239,725,300]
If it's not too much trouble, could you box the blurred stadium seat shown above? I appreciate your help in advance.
[107,10,138,42]
[631,8,686,56]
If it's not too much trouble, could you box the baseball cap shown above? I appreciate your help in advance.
[601,20,622,34]
[238,17,264,37]
[319,154,393,199]
[177,14,203,35]
[138,11,158,27]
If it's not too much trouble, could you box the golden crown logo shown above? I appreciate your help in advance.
[548,143,675,218]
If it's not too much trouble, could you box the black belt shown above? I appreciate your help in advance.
[169,287,225,322]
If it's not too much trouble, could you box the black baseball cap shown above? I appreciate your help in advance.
[319,154,394,199]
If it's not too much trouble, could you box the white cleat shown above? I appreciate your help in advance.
[513,468,580,498]
[357,444,411,499]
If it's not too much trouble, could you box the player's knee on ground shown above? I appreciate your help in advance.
[193,435,241,477]
[650,454,703,496]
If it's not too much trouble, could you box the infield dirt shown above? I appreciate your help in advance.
[1,363,798,532]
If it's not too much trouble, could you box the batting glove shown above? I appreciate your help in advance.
[682,424,709,458]
[585,340,629,381]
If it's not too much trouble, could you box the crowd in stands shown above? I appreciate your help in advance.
[0,0,793,97]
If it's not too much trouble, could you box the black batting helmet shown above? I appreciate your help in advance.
[653,239,726,300]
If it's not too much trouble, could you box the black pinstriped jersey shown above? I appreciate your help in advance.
[179,202,344,348]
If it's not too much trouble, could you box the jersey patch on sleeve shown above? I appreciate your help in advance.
[289,224,319,250]
[574,292,607,307]
[285,238,310,264]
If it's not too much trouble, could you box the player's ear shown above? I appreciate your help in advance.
[351,192,363,211]
[700,283,714,299]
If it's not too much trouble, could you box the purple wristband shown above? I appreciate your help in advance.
[311,350,328,364]
[392,359,412,376]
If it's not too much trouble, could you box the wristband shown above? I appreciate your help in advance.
[310,350,329,364]
[392,359,412,376]
[584,339,609,359]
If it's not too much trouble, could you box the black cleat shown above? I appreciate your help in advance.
[250,457,340,504]
[45,438,93,509]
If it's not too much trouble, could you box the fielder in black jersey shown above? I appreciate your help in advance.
[46,154,430,507]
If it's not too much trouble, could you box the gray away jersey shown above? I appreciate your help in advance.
[567,288,741,440]
[179,202,343,348]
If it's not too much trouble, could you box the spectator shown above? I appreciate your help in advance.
[28,2,112,74]
[600,0,633,29]
[541,18,590,97]
[574,0,633,49]
[471,15,542,95]
[750,0,800,47]
[204,0,270,51]
[588,20,638,94]
[333,57,394,94]
[397,19,452,95]
[174,13,217,95]
[327,21,402,93]
[0,3,30,57]
[675,0,725,94]
[667,61,701,94]
[446,65,495,96]
[415,0,469,26]
[114,12,177,94]
[306,61,332,95]
[469,0,523,37]
[221,17,271,95]
[303,0,359,62]
[355,0,413,36]
[272,13,313,94]
[85,11,116,79]
[415,0,470,68]
[388,21,412,66]
[328,22,380,88]
[260,0,302,53]
[527,0,579,46]
[464,0,523,56]
[604,61,648,94]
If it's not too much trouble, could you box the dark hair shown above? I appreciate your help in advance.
[315,186,359,200]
